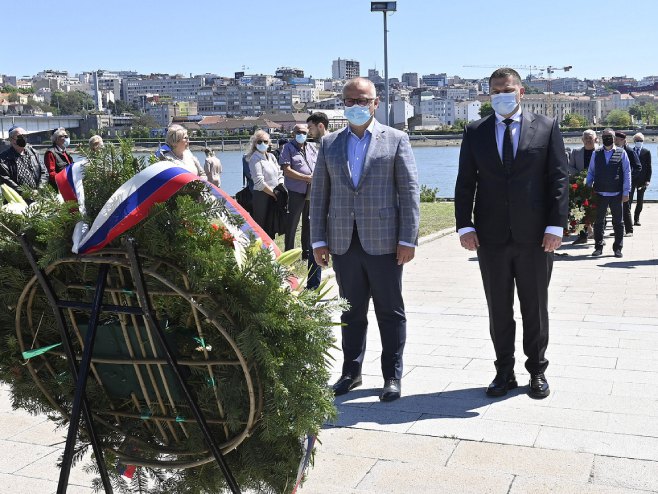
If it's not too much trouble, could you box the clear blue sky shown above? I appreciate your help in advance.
[8,0,657,81]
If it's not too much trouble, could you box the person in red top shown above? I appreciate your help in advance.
[44,127,73,186]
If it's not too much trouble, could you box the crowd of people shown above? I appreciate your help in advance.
[567,128,652,257]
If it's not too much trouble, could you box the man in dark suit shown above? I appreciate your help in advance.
[614,131,641,236]
[455,68,569,399]
[310,77,420,402]
[630,132,652,226]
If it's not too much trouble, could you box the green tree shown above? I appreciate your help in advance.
[107,99,138,115]
[605,109,632,127]
[50,90,96,114]
[452,119,467,131]
[629,103,658,125]
[479,101,494,118]
[561,113,588,128]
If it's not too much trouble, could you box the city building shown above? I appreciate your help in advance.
[274,67,304,83]
[401,72,420,88]
[332,58,360,80]
[145,100,199,127]
[421,73,447,87]
[123,74,204,106]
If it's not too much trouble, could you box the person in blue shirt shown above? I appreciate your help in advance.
[586,128,631,258]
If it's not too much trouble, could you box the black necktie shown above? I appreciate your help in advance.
[502,118,514,174]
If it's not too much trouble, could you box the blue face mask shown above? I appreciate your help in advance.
[295,133,307,144]
[63,137,71,148]
[491,91,519,116]
[256,142,268,153]
[344,105,372,126]
[635,141,643,149]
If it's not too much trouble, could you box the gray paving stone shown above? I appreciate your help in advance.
[535,426,658,461]
[297,453,377,492]
[509,476,646,494]
[447,441,594,482]
[593,455,658,491]
[356,460,513,494]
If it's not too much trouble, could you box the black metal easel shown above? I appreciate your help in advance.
[19,235,241,494]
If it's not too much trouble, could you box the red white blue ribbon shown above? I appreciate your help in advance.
[55,161,279,256]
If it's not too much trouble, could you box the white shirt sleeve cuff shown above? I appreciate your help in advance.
[398,241,416,248]
[458,227,476,236]
[545,226,564,237]
[311,241,327,249]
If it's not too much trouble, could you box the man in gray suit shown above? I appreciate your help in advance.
[569,129,598,245]
[310,77,420,402]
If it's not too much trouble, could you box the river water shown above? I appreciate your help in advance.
[138,144,658,200]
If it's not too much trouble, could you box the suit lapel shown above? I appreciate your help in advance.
[332,128,352,187]
[481,115,501,167]
[515,111,538,170]
[357,120,385,189]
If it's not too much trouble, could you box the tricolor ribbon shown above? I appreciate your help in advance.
[55,161,280,257]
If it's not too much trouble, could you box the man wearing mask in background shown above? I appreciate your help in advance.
[280,123,317,260]
[455,67,569,400]
[569,129,598,245]
[614,131,641,237]
[0,126,48,199]
[311,77,420,402]
[630,132,651,226]
[587,128,631,258]
[304,112,331,290]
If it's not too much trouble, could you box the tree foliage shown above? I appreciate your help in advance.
[479,101,494,118]
[605,109,632,128]
[50,90,96,114]
[629,103,658,125]
[561,113,588,128]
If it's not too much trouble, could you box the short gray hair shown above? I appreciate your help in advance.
[51,127,68,144]
[634,132,645,141]
[165,124,188,148]
[8,127,26,139]
[88,135,104,151]
[582,129,596,138]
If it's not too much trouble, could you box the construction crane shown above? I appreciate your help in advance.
[463,64,573,117]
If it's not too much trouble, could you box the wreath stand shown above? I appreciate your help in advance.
[18,235,260,494]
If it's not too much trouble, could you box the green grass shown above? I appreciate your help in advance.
[419,201,455,237]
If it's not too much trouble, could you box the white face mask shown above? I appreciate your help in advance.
[635,141,643,149]
[256,142,268,153]
[490,91,518,116]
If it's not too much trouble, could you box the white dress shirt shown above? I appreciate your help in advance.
[458,109,563,239]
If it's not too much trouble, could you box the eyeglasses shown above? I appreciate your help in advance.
[295,130,307,135]
[257,140,269,145]
[58,135,69,139]
[343,98,374,107]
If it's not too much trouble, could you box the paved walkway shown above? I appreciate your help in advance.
[2,205,658,493]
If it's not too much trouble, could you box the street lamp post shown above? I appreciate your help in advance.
[371,2,396,127]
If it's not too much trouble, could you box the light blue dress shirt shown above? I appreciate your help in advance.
[586,146,631,197]
[312,119,414,250]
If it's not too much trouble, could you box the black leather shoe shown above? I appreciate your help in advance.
[379,378,401,402]
[592,248,603,256]
[614,250,623,258]
[529,373,550,399]
[486,372,518,397]
[331,374,362,396]
[571,233,588,245]
[634,222,641,226]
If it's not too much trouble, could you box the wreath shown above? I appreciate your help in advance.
[568,170,596,233]
[0,140,342,493]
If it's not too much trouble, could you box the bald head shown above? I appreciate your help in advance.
[342,77,377,99]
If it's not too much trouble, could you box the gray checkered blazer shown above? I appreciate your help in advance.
[310,120,420,256]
